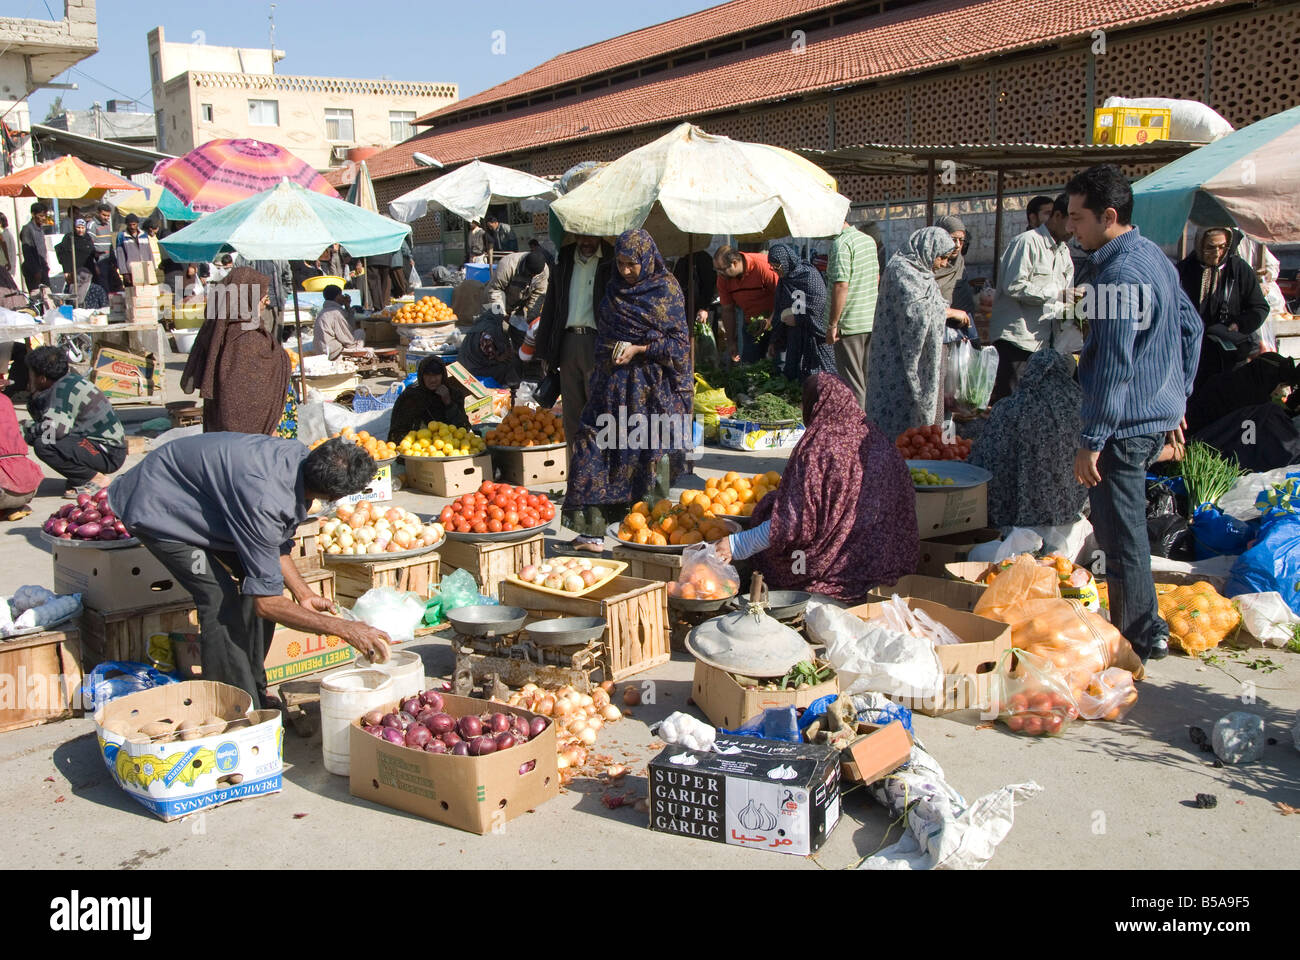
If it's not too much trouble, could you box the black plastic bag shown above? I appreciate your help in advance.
[1148,513,1194,560]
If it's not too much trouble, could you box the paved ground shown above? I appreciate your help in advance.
[1,346,1297,869]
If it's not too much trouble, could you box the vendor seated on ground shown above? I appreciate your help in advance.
[714,373,918,605]
[109,435,391,709]
[460,309,521,387]
[311,285,364,360]
[0,382,43,521]
[21,346,126,498]
[387,355,470,443]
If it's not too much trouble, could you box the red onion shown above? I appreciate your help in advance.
[98,528,119,541]
[419,690,444,710]
[76,493,92,508]
[398,711,417,726]
[67,509,84,524]
[362,709,385,726]
[457,715,483,739]
[468,735,496,756]
[50,519,68,536]
[43,518,55,534]
[423,740,447,754]
[113,521,127,535]
[58,532,72,539]
[94,488,109,503]
[381,727,405,745]
[58,504,76,519]
[362,724,384,738]
[76,522,102,539]
[518,760,536,775]
[450,742,469,756]
[400,697,422,715]
[380,712,403,730]
[489,713,511,734]
[80,510,102,524]
[404,724,432,748]
[528,717,548,739]
[426,713,455,735]
[494,732,516,751]
[99,508,115,521]
[441,731,462,748]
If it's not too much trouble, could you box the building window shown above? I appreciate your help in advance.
[325,108,354,142]
[150,52,161,87]
[155,110,165,151]
[389,110,416,142]
[201,103,214,123]
[248,99,279,126]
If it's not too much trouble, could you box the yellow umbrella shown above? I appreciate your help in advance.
[0,155,142,201]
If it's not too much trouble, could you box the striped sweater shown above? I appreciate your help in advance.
[1076,227,1202,452]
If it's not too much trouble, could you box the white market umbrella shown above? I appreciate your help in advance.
[549,122,850,256]
[387,159,555,223]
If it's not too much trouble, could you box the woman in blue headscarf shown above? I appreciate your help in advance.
[563,229,692,550]
[768,243,834,382]
[865,226,958,440]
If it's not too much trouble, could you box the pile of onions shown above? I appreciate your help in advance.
[43,489,129,542]
[359,688,548,758]
[506,680,621,780]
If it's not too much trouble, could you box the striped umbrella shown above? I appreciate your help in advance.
[1133,104,1300,245]
[344,161,379,310]
[153,139,336,213]
[0,155,142,200]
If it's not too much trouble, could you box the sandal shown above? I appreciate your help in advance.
[2,507,31,522]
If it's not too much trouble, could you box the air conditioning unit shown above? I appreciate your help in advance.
[329,144,351,164]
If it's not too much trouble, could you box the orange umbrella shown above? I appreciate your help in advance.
[0,155,142,200]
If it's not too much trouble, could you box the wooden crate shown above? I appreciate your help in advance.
[611,546,683,583]
[291,519,323,572]
[325,552,441,604]
[403,454,493,496]
[362,318,398,346]
[79,569,350,685]
[493,446,567,486]
[0,628,84,733]
[499,575,669,681]
[439,534,544,599]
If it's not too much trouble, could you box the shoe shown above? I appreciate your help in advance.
[1147,637,1169,661]
[73,481,104,498]
[2,507,31,522]
[571,536,605,553]
[61,485,77,500]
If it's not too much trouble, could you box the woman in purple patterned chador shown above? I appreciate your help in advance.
[563,229,692,550]
[720,372,917,602]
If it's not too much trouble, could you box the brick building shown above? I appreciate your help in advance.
[332,0,1300,269]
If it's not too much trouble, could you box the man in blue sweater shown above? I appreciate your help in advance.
[1067,165,1202,662]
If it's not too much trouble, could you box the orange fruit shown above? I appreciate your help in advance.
[626,512,647,531]
[634,528,652,545]
[632,501,650,516]
[679,583,698,599]
[648,531,667,546]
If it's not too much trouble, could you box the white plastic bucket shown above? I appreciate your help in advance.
[172,329,199,353]
[366,648,424,704]
[319,667,394,776]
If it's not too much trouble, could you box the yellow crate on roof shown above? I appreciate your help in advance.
[1093,106,1172,145]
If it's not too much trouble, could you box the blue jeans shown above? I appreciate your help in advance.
[1088,432,1168,658]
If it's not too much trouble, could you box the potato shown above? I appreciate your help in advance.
[197,715,227,737]
[176,719,204,741]
[139,721,174,739]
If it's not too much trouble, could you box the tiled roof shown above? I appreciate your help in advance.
[418,0,853,123]
[329,0,1234,187]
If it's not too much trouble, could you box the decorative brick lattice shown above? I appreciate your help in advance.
[1209,6,1300,126]
[1095,27,1207,105]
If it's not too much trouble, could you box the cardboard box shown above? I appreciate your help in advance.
[648,734,840,856]
[334,462,392,505]
[717,418,804,451]
[493,446,567,486]
[865,574,986,613]
[91,347,163,400]
[848,597,1011,715]
[54,543,192,614]
[349,692,559,834]
[128,261,158,285]
[915,527,1001,577]
[839,720,913,784]
[1093,105,1171,145]
[403,453,493,496]
[94,680,283,822]
[691,660,838,730]
[914,483,987,539]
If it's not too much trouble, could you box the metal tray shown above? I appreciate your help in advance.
[524,616,606,648]
[444,525,550,544]
[605,518,739,553]
[321,538,444,563]
[41,532,140,550]
[505,559,626,598]
[487,441,565,453]
[905,460,993,490]
[401,451,484,464]
[730,590,811,621]
[446,605,528,638]
[668,594,737,614]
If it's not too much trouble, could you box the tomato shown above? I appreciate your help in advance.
[450,502,464,514]
[541,507,555,521]
[471,521,488,534]
[1007,694,1029,715]
[526,494,541,509]
[487,518,502,532]
[1022,716,1044,735]
[488,505,505,521]
[1044,715,1063,735]
[1028,693,1054,714]
[1006,715,1024,732]
[455,519,470,533]
[504,510,519,526]
[439,506,453,524]
[502,522,516,532]
[481,482,497,496]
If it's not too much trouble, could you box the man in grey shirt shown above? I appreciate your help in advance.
[109,435,390,706]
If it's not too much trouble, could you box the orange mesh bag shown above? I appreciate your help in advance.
[972,554,1062,623]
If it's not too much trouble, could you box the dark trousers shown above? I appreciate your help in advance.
[1088,432,1168,658]
[367,266,392,308]
[991,339,1033,404]
[21,257,48,292]
[30,435,125,485]
[135,534,275,703]
[559,329,596,461]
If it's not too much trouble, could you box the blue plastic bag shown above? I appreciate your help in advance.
[857,700,915,735]
[83,661,179,712]
[1190,503,1253,558]
[1224,514,1300,614]
[721,706,802,743]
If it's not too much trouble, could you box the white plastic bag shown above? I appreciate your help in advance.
[656,711,717,753]
[296,399,394,449]
[877,595,963,646]
[1101,97,1233,142]
[1235,591,1299,648]
[348,587,427,645]
[969,528,1043,564]
[807,603,943,701]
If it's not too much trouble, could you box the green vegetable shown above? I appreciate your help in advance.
[776,661,834,690]
[1179,442,1246,517]
[736,393,802,423]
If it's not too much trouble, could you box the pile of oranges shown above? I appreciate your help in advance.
[309,427,398,461]
[484,406,564,447]
[393,297,457,325]
[616,499,732,547]
[1157,582,1240,655]
[697,471,781,518]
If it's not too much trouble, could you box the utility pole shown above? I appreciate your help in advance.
[269,4,277,75]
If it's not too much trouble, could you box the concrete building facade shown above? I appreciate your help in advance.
[146,26,458,171]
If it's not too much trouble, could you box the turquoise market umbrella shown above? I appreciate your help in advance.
[161,177,410,398]
[1132,105,1300,246]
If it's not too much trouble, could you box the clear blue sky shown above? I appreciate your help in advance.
[22,0,714,120]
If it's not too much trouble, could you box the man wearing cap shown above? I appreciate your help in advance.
[114,214,153,287]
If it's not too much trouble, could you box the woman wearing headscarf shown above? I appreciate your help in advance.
[969,349,1088,529]
[715,373,917,603]
[864,227,957,440]
[1177,227,1270,388]
[768,243,835,381]
[181,267,292,435]
[563,229,691,550]
[55,220,97,299]
[460,310,521,387]
[387,355,470,443]
[932,215,967,306]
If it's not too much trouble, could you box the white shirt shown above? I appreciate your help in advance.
[990,224,1075,352]
[566,249,601,330]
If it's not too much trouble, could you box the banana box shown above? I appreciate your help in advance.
[95,680,283,822]
[91,347,163,400]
